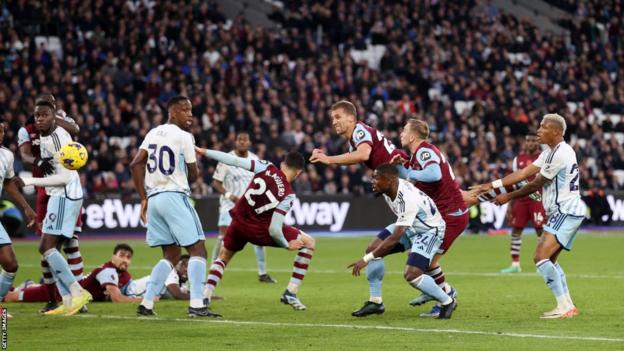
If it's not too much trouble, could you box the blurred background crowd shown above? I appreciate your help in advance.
[0,0,622,206]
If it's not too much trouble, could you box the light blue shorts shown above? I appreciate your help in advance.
[43,196,83,239]
[0,224,11,246]
[383,223,445,261]
[147,192,205,247]
[544,211,584,251]
[217,208,232,227]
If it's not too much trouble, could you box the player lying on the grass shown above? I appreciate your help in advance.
[471,114,583,319]
[348,164,457,319]
[195,146,315,312]
[388,119,466,317]
[499,131,546,274]
[123,255,192,300]
[14,100,91,316]
[4,243,142,304]
[131,96,218,318]
[0,121,37,312]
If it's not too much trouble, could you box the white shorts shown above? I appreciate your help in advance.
[218,208,232,227]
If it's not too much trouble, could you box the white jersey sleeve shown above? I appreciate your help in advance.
[165,270,180,287]
[212,162,229,182]
[512,157,518,172]
[0,148,15,195]
[17,127,30,146]
[96,267,120,287]
[394,190,419,227]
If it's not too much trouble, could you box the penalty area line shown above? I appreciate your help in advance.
[75,314,624,343]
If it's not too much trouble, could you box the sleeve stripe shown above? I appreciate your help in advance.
[546,144,561,163]
[250,160,255,172]
[422,160,438,168]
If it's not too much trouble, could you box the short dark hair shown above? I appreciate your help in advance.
[113,243,134,256]
[284,151,305,171]
[179,254,190,262]
[167,95,190,109]
[35,100,55,111]
[376,164,399,178]
[35,94,55,106]
[330,100,357,117]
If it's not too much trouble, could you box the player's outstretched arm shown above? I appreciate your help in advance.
[495,174,550,206]
[55,111,80,136]
[4,178,36,227]
[310,143,372,166]
[16,164,73,188]
[471,164,541,194]
[397,164,442,183]
[106,285,142,303]
[195,147,254,171]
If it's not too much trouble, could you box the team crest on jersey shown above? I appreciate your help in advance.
[355,130,365,141]
[420,151,431,161]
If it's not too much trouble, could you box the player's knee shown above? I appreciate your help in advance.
[404,267,424,281]
[4,261,18,273]
[299,232,315,249]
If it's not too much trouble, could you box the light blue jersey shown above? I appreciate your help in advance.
[533,142,585,217]
[0,147,15,245]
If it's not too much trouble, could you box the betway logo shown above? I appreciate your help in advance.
[607,195,624,221]
[479,202,509,229]
[285,199,350,232]
[86,199,144,229]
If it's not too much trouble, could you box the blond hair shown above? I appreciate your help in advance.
[405,119,430,139]
[542,113,567,136]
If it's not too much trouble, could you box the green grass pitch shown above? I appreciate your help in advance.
[4,232,624,350]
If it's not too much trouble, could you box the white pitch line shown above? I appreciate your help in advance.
[74,314,624,343]
[18,263,624,279]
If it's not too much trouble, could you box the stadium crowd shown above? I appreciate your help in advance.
[0,0,623,201]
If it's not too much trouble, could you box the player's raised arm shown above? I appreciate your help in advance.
[55,110,80,136]
[195,146,270,174]
[310,143,372,166]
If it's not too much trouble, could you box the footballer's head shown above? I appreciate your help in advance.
[525,129,539,153]
[176,255,190,282]
[281,151,306,181]
[329,100,357,137]
[235,131,251,155]
[372,163,399,194]
[35,94,56,110]
[538,113,566,145]
[34,100,56,133]
[111,243,134,272]
[401,119,429,147]
[167,95,193,130]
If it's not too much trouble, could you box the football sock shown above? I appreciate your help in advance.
[410,275,452,305]
[188,256,207,308]
[211,237,223,263]
[287,248,314,294]
[367,258,384,303]
[63,235,84,281]
[554,262,574,306]
[510,235,522,265]
[0,271,16,300]
[254,245,267,276]
[204,259,226,300]
[427,266,450,292]
[49,264,70,297]
[142,259,173,308]
[536,259,569,309]
[44,249,79,295]
[40,258,58,301]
